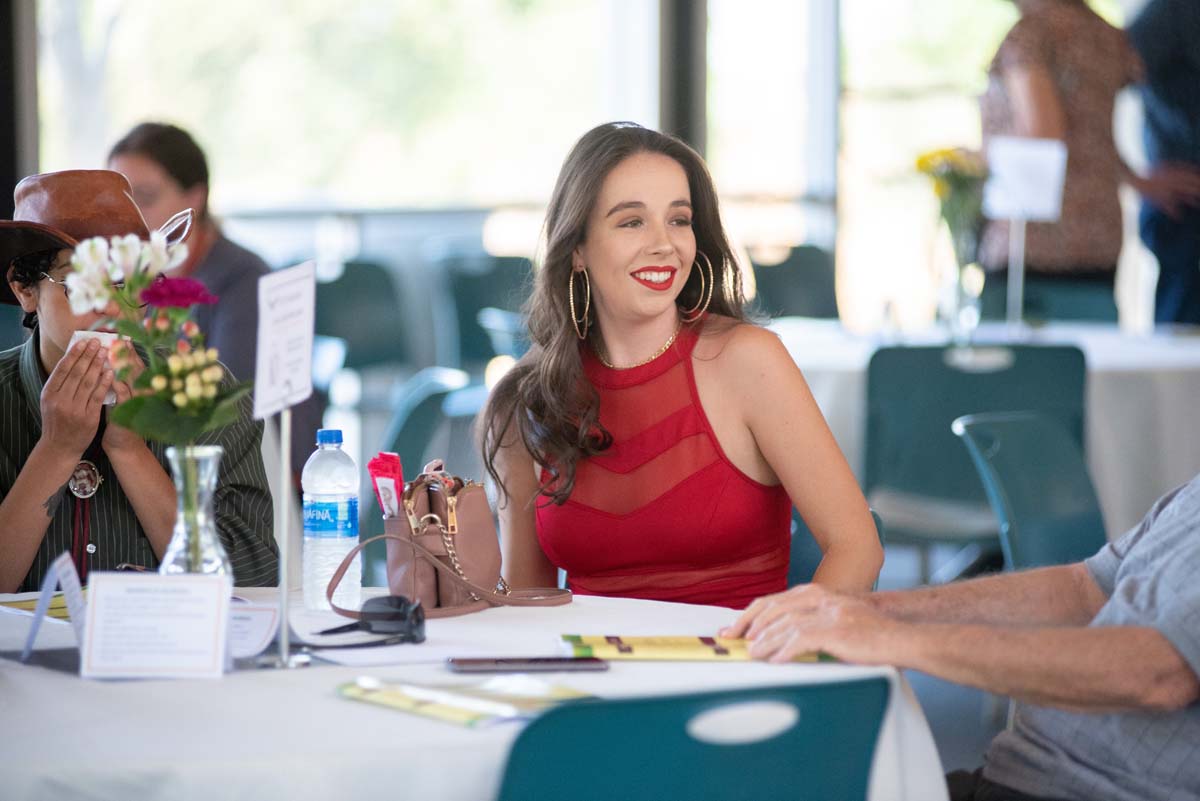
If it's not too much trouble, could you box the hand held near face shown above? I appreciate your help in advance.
[38,338,113,461]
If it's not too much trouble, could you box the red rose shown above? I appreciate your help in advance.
[140,277,218,308]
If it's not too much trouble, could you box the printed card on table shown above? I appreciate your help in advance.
[80,573,231,679]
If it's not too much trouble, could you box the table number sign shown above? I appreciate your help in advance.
[983,136,1068,222]
[253,260,316,420]
[80,573,232,679]
[983,136,1069,325]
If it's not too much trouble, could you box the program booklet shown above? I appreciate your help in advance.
[337,674,593,727]
[560,634,834,663]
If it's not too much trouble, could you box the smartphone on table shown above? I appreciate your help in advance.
[445,656,609,673]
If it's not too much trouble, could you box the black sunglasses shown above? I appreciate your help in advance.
[314,595,426,643]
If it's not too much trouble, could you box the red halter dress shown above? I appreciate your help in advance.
[536,324,792,609]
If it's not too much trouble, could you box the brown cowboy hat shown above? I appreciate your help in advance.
[1,169,192,306]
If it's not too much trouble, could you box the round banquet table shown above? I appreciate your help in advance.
[1,589,948,801]
[770,318,1200,539]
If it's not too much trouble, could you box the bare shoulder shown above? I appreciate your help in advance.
[692,316,793,378]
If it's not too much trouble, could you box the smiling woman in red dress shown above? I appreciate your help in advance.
[479,123,882,609]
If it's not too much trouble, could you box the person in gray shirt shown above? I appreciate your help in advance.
[726,476,1200,801]
[107,122,324,481]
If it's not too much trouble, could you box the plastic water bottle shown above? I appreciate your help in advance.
[302,429,361,611]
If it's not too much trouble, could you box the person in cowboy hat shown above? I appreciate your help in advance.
[0,169,277,592]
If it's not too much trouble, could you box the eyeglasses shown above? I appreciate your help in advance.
[40,272,149,309]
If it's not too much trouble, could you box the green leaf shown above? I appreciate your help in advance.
[114,319,145,340]
[111,395,207,445]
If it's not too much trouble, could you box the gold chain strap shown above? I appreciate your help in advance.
[437,522,480,602]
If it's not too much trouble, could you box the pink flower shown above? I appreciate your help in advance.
[181,320,200,338]
[140,277,217,308]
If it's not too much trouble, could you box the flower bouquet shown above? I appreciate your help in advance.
[916,147,988,340]
[68,231,251,576]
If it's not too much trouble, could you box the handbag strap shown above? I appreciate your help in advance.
[326,532,572,620]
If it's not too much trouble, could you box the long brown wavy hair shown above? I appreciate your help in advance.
[480,122,747,505]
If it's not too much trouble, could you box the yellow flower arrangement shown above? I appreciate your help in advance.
[916,147,988,268]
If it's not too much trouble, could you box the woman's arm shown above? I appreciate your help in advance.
[1002,64,1067,139]
[494,428,557,589]
[727,327,883,592]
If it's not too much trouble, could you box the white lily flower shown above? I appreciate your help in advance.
[64,269,111,314]
[145,230,171,276]
[107,234,142,282]
[71,236,110,279]
[167,242,189,271]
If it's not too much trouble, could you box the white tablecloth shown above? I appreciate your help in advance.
[771,318,1200,539]
[1,590,947,801]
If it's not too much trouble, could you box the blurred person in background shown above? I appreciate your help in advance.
[1127,0,1200,325]
[108,122,324,483]
[977,0,1200,321]
[480,123,883,610]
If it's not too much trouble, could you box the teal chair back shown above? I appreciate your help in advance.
[952,411,1106,570]
[360,366,469,584]
[0,305,28,351]
[497,678,890,801]
[476,307,529,359]
[439,253,531,367]
[789,510,884,587]
[750,245,838,319]
[866,345,1086,508]
[314,261,408,369]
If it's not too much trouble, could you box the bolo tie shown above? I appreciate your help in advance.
[66,418,106,583]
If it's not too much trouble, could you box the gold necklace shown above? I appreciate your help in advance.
[595,322,683,370]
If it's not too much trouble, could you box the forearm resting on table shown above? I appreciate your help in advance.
[0,441,79,592]
[891,622,1199,713]
[871,564,1105,627]
[811,540,884,593]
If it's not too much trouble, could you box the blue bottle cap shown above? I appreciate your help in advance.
[316,429,343,446]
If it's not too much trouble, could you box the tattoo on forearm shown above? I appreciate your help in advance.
[42,485,67,518]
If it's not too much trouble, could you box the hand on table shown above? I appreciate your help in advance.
[39,338,112,461]
[721,584,903,665]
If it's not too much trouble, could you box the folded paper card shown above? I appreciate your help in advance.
[81,572,232,679]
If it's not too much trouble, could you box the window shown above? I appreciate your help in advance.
[36,0,658,211]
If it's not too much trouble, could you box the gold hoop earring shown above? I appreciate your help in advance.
[681,251,714,323]
[568,268,591,340]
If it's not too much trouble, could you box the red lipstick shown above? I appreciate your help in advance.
[631,266,677,292]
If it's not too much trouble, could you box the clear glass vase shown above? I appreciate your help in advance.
[159,445,232,577]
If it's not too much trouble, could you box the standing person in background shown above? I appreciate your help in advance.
[1127,0,1200,325]
[977,0,1198,322]
[108,122,323,482]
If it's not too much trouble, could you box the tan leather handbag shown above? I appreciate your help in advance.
[327,460,570,619]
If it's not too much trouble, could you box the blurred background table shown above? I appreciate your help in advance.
[1,591,947,801]
[771,318,1200,539]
